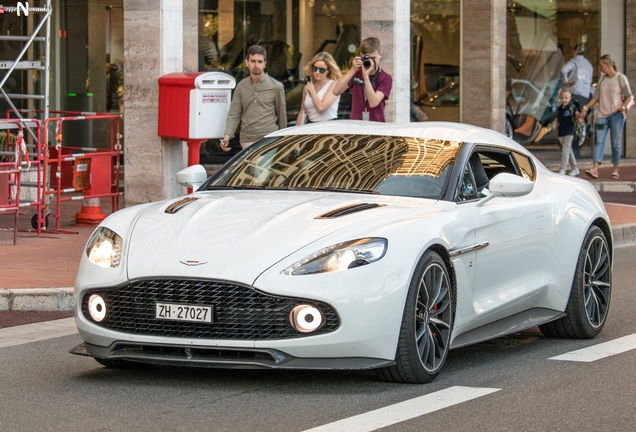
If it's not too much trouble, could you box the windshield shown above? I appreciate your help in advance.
[205,134,459,200]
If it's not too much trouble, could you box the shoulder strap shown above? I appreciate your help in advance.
[617,73,632,98]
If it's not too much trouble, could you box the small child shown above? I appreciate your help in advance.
[546,87,581,175]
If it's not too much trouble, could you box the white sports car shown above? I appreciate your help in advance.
[70,121,612,383]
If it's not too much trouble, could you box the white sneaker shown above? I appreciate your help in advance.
[568,167,580,176]
[558,169,566,175]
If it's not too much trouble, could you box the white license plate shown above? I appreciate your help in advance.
[155,302,213,323]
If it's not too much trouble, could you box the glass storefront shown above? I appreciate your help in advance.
[1,0,125,164]
[410,0,600,145]
[410,0,460,123]
[0,0,610,152]
[506,0,600,145]
[198,0,360,121]
[197,0,362,162]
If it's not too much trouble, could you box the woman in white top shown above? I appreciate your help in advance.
[296,52,342,124]
[582,54,633,179]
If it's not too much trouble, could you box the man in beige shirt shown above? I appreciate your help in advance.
[221,45,287,151]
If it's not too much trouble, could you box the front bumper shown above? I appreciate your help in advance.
[69,341,394,370]
[74,265,410,363]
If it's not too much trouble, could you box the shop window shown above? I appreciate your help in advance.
[507,0,599,145]
[198,0,361,163]
[410,0,460,123]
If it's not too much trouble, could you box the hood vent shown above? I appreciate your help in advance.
[165,197,199,214]
[316,203,385,219]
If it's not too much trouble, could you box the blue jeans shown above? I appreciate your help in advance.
[593,112,625,165]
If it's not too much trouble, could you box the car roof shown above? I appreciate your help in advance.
[270,120,527,153]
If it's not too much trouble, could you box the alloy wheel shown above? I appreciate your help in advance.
[416,262,452,373]
[583,234,611,328]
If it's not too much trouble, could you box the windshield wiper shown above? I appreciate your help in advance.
[285,186,376,194]
[205,185,267,190]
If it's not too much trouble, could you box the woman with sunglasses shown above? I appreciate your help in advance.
[296,52,342,124]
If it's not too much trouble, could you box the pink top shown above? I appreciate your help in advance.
[594,73,632,118]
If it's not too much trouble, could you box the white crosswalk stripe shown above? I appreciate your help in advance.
[301,386,500,432]
[0,317,77,349]
[549,333,636,362]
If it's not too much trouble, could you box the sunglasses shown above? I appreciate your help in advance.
[312,66,327,74]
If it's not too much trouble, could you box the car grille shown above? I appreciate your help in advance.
[81,279,339,340]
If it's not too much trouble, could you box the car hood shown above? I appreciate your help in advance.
[126,190,439,284]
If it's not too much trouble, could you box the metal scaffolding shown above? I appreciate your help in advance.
[0,0,52,140]
[0,1,52,234]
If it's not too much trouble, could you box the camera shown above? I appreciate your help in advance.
[361,55,375,70]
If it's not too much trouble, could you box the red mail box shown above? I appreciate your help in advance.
[158,72,235,140]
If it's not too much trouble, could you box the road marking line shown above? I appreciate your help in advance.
[302,386,500,432]
[549,333,636,362]
[0,317,77,349]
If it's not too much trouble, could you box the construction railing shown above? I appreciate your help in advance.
[0,118,42,243]
[35,113,123,234]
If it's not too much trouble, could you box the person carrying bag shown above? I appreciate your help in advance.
[582,54,633,179]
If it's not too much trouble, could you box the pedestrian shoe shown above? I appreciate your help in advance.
[611,172,619,179]
[568,167,580,176]
[585,168,598,179]
[558,169,566,175]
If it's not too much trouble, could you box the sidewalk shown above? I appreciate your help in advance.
[2,160,636,313]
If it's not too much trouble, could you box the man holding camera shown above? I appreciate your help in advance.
[333,37,393,122]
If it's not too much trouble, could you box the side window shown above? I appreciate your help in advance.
[512,152,536,180]
[457,152,489,202]
[478,151,517,178]
[457,148,533,203]
[458,164,478,201]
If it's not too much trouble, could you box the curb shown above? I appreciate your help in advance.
[0,288,75,312]
[612,223,636,246]
[594,181,636,193]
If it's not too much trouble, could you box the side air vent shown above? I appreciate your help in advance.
[316,203,385,219]
[165,197,199,214]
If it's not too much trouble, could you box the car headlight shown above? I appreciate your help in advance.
[282,238,387,276]
[86,227,123,268]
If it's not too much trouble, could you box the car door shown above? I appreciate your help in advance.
[465,149,553,323]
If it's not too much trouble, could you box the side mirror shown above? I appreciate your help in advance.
[176,165,208,190]
[488,172,534,197]
[477,173,534,206]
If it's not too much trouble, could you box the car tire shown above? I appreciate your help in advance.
[540,225,611,338]
[377,250,454,383]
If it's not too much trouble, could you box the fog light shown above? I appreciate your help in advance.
[290,304,324,333]
[88,294,107,322]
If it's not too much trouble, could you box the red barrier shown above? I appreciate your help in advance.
[37,114,123,234]
[0,119,42,243]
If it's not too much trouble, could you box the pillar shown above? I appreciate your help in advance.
[461,0,507,133]
[298,0,315,79]
[123,0,197,205]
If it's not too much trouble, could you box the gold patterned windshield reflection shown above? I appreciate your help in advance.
[218,135,460,198]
